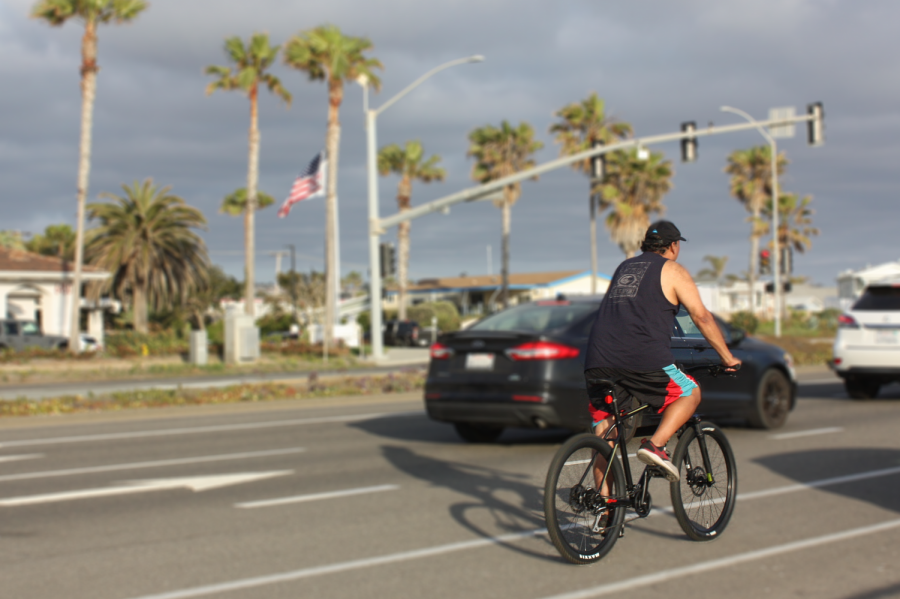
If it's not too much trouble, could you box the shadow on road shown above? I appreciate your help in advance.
[754,447,900,516]
[379,444,560,561]
[798,381,900,402]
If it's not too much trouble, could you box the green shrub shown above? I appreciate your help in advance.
[729,311,759,334]
[407,301,461,332]
[104,330,188,357]
[255,312,295,336]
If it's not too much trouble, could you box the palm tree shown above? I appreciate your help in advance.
[468,121,544,308]
[724,145,789,314]
[25,224,76,260]
[550,93,632,293]
[762,192,820,264]
[32,0,148,350]
[283,24,382,345]
[219,188,275,216]
[206,33,292,318]
[378,140,446,319]
[86,179,209,334]
[696,255,729,283]
[597,148,674,258]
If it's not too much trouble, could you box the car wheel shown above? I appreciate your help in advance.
[453,423,504,443]
[748,369,792,429]
[845,377,880,400]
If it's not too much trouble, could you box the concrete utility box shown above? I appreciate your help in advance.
[189,330,208,365]
[224,313,260,364]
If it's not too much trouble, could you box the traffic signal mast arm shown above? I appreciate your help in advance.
[375,106,823,232]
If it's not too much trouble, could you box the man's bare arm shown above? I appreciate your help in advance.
[668,263,741,368]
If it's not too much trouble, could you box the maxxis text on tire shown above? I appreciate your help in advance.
[544,433,626,564]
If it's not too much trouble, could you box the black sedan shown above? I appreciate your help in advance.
[424,297,797,442]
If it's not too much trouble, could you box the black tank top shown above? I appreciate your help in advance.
[585,252,679,371]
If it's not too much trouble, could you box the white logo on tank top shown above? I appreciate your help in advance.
[609,261,650,302]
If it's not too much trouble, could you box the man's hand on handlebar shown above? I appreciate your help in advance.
[722,356,742,373]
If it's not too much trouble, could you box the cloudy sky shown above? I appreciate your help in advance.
[2,0,897,288]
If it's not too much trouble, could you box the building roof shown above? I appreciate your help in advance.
[0,247,105,274]
[407,270,597,292]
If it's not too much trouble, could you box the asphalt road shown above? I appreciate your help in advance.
[2,369,899,599]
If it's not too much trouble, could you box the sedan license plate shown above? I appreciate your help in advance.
[465,352,495,370]
[876,330,898,344]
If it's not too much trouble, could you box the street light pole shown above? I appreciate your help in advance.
[720,106,782,338]
[362,55,484,361]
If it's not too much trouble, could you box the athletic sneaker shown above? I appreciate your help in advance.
[636,439,680,482]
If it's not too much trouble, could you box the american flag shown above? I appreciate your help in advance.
[277,152,326,218]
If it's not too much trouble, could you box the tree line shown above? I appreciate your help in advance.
[27,0,818,341]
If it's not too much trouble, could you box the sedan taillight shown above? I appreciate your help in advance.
[505,341,580,361]
[838,314,860,329]
[430,342,454,360]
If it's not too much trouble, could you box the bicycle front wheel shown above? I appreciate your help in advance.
[544,433,626,564]
[670,422,737,541]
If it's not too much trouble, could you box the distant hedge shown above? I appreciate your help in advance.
[407,301,461,332]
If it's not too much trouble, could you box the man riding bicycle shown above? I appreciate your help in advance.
[585,220,741,482]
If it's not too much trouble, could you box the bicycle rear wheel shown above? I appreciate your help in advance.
[670,422,737,541]
[544,433,626,564]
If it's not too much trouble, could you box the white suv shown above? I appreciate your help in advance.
[832,281,900,398]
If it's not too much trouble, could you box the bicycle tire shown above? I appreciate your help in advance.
[669,422,737,541]
[544,433,626,564]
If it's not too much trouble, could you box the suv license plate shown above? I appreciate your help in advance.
[876,330,898,344]
[466,353,495,370]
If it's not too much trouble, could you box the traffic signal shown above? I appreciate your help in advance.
[807,102,824,146]
[759,249,771,275]
[379,242,396,278]
[780,246,793,275]
[765,281,793,293]
[680,121,697,163]
[590,139,605,180]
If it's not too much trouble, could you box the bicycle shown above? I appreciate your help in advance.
[543,364,739,564]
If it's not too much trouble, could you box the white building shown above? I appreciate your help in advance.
[0,247,110,338]
[836,260,900,310]
[392,270,611,316]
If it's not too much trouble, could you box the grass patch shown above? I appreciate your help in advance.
[0,370,425,418]
[754,334,833,367]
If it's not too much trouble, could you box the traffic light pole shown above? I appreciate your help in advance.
[369,106,823,353]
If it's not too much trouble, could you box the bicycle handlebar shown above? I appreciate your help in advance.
[685,363,741,378]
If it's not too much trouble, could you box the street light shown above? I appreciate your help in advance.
[720,105,783,337]
[361,55,484,360]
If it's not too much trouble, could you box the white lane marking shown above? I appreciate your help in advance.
[124,528,546,599]
[541,518,900,599]
[0,447,305,483]
[122,463,900,599]
[236,484,398,509]
[0,411,424,449]
[567,454,636,466]
[0,471,293,506]
[739,464,900,501]
[0,453,43,463]
[771,427,843,440]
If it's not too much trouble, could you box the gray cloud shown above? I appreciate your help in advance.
[2,0,898,287]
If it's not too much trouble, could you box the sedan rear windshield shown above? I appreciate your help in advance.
[468,302,598,333]
[853,286,900,311]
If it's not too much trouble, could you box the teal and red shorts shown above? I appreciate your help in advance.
[585,365,698,425]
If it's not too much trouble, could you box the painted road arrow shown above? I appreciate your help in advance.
[0,470,293,507]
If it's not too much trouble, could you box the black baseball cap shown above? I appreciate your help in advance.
[645,220,687,243]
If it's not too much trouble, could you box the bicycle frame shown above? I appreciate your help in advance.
[586,385,719,515]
